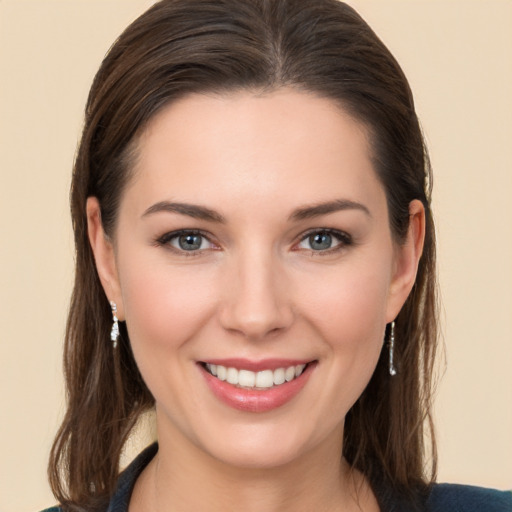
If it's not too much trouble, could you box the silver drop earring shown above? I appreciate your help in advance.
[388,321,397,376]
[110,301,119,348]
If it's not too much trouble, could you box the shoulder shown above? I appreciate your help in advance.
[39,443,158,512]
[427,483,512,512]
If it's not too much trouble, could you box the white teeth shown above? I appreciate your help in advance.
[273,368,285,385]
[285,366,295,382]
[216,365,227,381]
[205,363,308,389]
[226,367,238,385]
[255,369,273,388]
[238,369,255,387]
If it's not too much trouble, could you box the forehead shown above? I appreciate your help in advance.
[125,88,384,216]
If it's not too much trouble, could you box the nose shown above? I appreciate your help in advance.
[219,248,294,340]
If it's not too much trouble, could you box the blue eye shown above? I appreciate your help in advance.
[309,232,334,250]
[173,233,206,251]
[297,230,350,252]
[157,230,214,253]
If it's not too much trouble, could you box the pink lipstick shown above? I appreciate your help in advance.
[199,359,316,413]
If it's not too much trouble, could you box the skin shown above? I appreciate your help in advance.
[87,89,425,512]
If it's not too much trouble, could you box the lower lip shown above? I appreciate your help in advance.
[200,363,315,413]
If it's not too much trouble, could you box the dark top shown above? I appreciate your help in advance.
[42,443,512,512]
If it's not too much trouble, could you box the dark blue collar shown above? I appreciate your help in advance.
[105,442,512,512]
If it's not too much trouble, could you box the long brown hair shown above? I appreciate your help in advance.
[49,1,438,510]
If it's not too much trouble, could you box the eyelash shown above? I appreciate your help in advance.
[154,228,353,256]
[295,228,353,255]
[155,229,216,257]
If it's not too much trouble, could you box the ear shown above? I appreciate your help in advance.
[385,199,426,322]
[86,197,124,320]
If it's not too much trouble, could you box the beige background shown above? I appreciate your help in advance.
[0,1,511,510]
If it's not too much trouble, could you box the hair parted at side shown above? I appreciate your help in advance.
[49,0,438,510]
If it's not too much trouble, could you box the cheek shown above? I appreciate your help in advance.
[296,256,392,399]
[300,256,391,339]
[117,254,217,368]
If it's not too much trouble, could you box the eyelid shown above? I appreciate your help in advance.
[294,228,353,253]
[154,227,352,255]
[155,229,219,254]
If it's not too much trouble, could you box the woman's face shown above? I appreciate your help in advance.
[89,89,423,469]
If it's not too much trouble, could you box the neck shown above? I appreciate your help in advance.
[132,418,377,512]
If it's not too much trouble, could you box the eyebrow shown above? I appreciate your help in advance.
[142,201,226,223]
[141,198,370,223]
[289,199,371,221]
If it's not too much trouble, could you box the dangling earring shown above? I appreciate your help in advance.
[388,321,397,376]
[110,300,119,348]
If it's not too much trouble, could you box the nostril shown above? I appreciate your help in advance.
[218,298,294,339]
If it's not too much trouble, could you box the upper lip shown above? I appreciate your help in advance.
[199,358,314,372]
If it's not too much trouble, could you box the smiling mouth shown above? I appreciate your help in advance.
[202,363,310,390]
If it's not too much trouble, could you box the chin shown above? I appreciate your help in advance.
[193,419,328,471]
[211,440,306,470]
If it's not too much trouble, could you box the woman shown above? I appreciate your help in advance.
[44,0,512,511]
